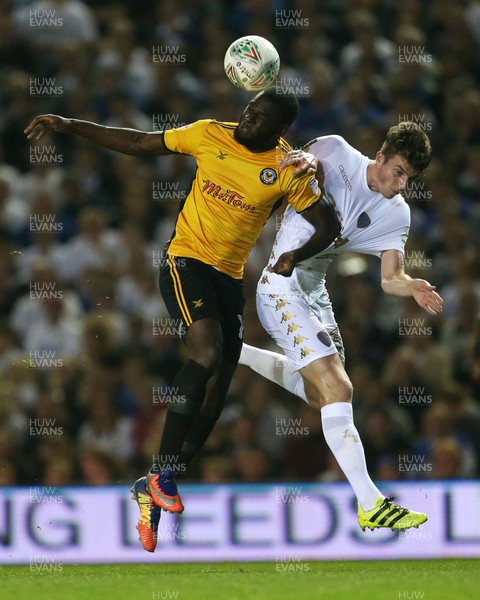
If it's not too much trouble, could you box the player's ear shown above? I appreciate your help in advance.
[376,151,385,164]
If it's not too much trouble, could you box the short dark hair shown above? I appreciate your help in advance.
[381,122,432,175]
[257,87,299,128]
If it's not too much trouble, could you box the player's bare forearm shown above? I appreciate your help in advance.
[382,273,443,315]
[270,196,341,276]
[381,272,415,296]
[69,120,163,156]
[24,114,171,156]
[380,250,443,314]
[292,196,341,263]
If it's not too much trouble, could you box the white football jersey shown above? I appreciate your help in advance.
[257,135,411,297]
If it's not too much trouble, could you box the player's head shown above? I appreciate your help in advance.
[234,88,299,152]
[369,122,432,198]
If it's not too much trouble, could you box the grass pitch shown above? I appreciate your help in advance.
[1,560,478,600]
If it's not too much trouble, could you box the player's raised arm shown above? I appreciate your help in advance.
[24,114,172,157]
[279,149,325,184]
[381,249,443,315]
[270,195,340,276]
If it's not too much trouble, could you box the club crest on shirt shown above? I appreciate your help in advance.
[317,330,332,347]
[259,168,278,185]
[357,211,371,228]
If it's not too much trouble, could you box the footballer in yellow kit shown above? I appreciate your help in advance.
[165,118,320,279]
[24,88,341,553]
[158,110,328,365]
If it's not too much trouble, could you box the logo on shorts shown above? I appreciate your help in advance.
[260,275,270,285]
[293,334,308,346]
[259,168,278,185]
[192,298,204,308]
[287,322,302,334]
[275,299,290,311]
[238,314,244,339]
[317,330,332,347]
[281,311,295,322]
[300,346,313,359]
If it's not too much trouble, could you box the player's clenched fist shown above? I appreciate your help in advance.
[24,114,72,140]
[268,251,297,277]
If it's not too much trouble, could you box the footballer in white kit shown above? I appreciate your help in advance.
[241,122,444,532]
[256,133,411,370]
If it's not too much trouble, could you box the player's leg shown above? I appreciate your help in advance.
[180,359,236,466]
[133,257,224,549]
[301,352,427,531]
[179,268,245,466]
[256,292,427,531]
[300,354,383,506]
[146,257,224,512]
[239,342,308,401]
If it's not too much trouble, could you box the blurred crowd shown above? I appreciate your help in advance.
[0,0,480,488]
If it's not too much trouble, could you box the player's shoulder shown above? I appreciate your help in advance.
[178,118,227,132]
[389,193,411,223]
[302,134,353,156]
[210,120,237,130]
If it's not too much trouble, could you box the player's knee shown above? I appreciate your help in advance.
[331,377,353,404]
[190,342,222,372]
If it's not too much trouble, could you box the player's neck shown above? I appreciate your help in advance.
[366,160,379,192]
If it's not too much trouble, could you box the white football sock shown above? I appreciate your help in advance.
[321,402,382,511]
[239,343,307,402]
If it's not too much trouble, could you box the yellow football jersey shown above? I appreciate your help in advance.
[164,119,320,279]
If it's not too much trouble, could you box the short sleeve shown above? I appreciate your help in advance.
[285,173,321,213]
[163,119,211,157]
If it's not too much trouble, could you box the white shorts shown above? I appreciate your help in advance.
[256,293,345,371]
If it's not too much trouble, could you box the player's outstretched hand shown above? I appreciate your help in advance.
[268,251,296,277]
[24,114,71,140]
[412,279,444,315]
[279,150,317,177]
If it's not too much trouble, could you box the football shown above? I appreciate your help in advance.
[224,36,280,92]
